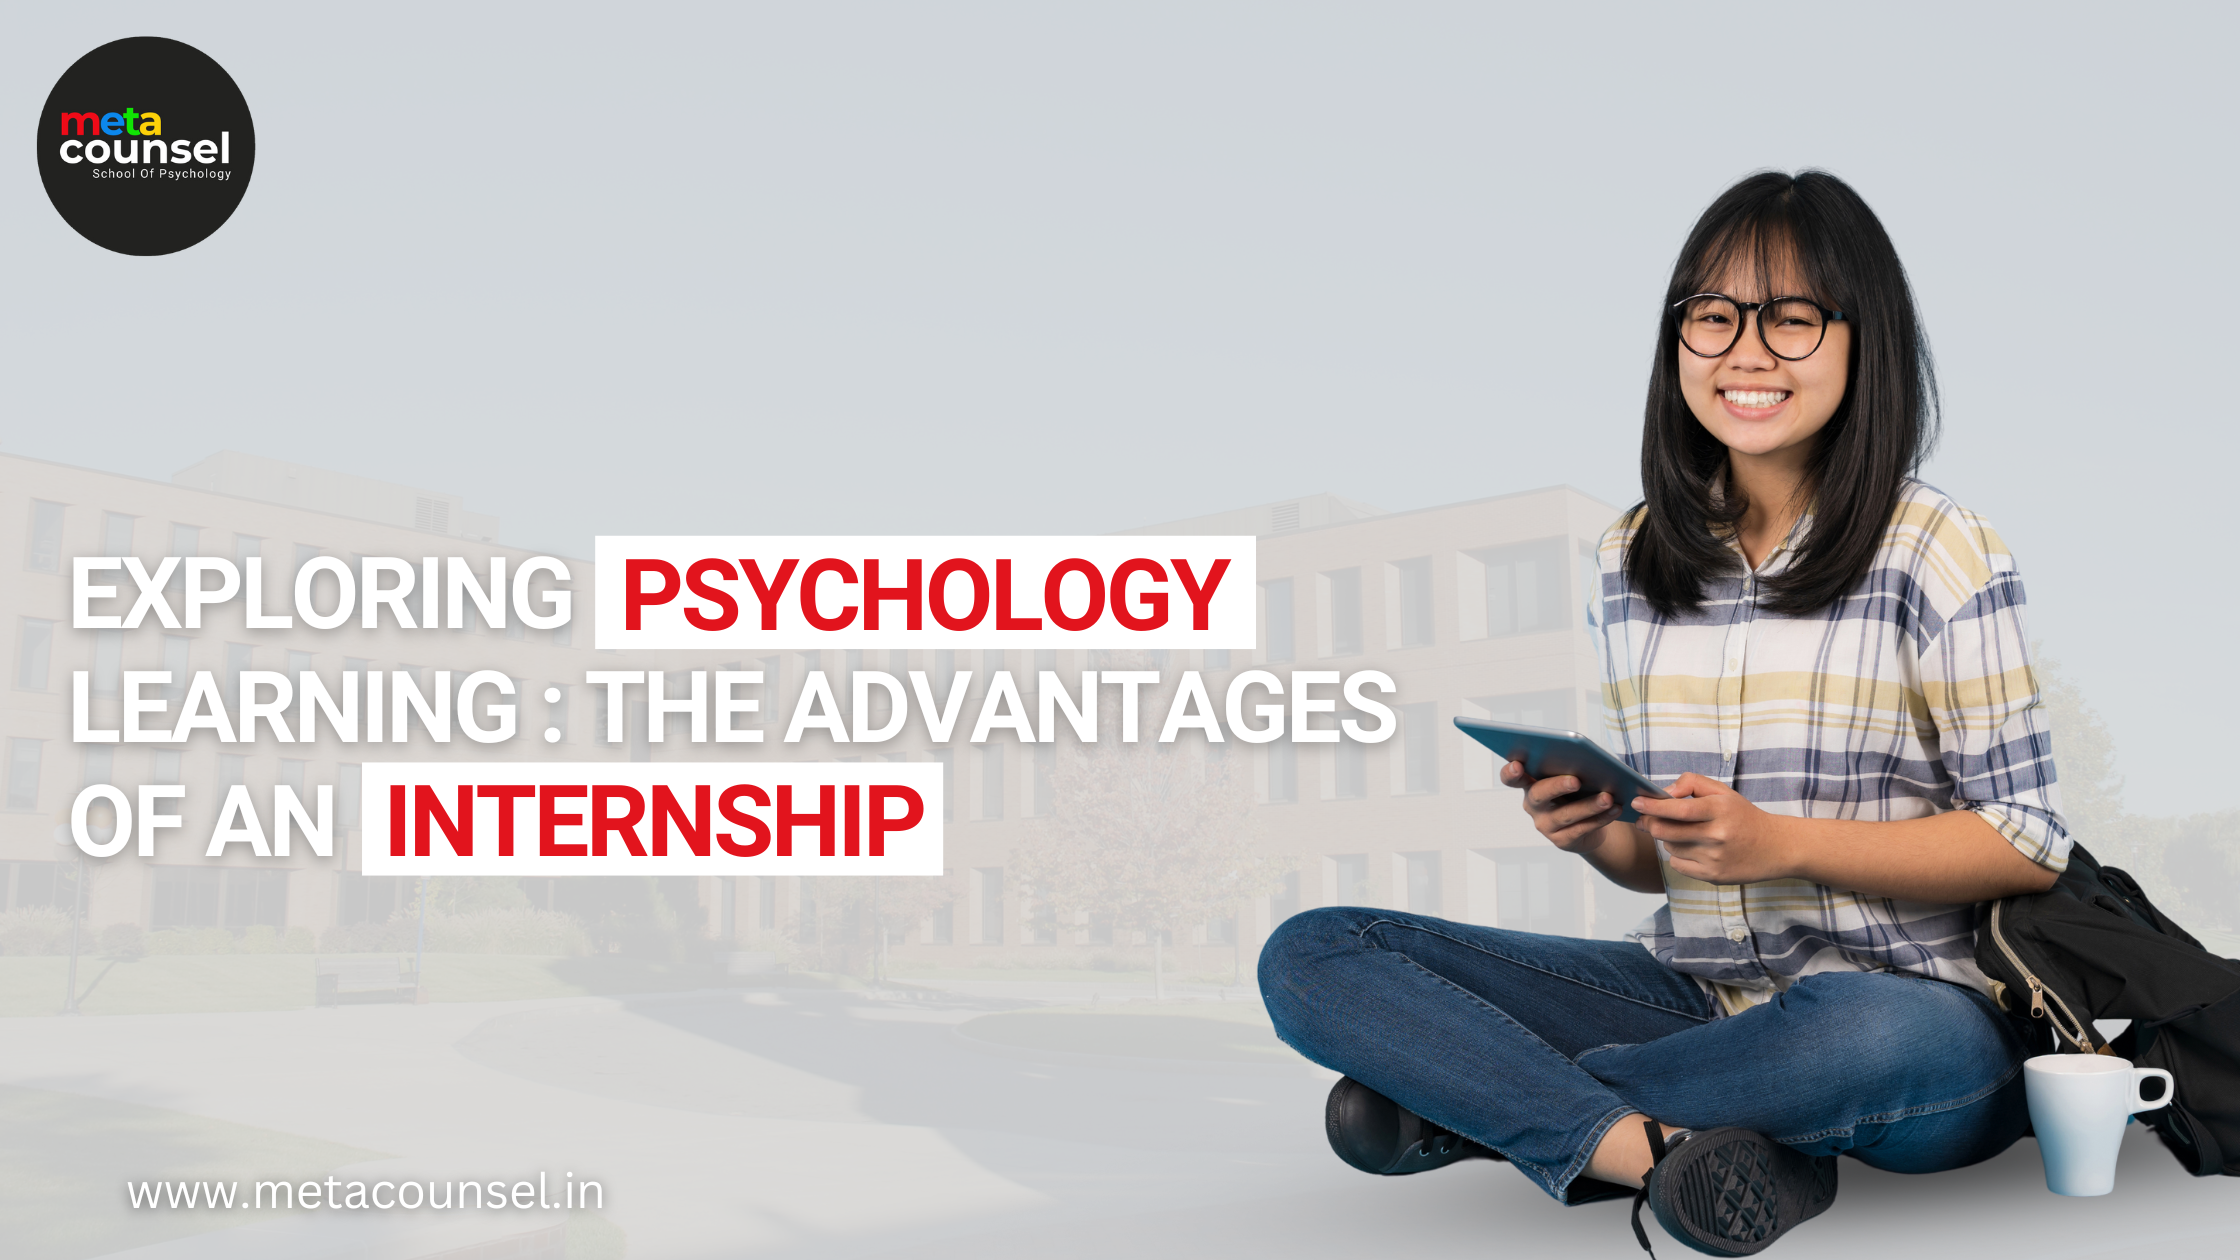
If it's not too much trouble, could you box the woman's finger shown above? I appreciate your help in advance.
[1548,804,1619,842]
[1545,793,1613,828]
[1633,795,1714,822]
[1525,775,1583,806]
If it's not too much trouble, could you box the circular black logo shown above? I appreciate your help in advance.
[37,37,256,256]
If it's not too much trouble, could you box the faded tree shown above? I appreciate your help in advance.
[1012,670,1276,998]
[801,871,961,984]
[2035,650,2124,841]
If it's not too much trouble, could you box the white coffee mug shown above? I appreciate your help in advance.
[2023,1053,2173,1196]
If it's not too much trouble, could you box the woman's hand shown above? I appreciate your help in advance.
[1632,772,1802,884]
[1501,759,1622,851]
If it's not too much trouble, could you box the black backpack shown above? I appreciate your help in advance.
[1976,842,2240,1175]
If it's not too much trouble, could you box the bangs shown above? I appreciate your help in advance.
[1673,210,1839,310]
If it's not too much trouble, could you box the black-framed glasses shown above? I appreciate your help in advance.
[1671,293,1847,361]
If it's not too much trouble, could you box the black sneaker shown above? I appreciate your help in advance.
[1631,1123,1837,1257]
[1323,1076,1504,1175]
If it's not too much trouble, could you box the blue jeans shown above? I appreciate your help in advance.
[1259,908,2036,1203]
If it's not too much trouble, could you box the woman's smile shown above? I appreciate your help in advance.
[1718,386,1793,419]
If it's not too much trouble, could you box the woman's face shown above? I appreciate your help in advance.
[1677,265,1852,465]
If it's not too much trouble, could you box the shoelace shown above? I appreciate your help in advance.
[1629,1121,1692,1259]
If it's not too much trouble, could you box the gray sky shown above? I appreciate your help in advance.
[6,3,2234,815]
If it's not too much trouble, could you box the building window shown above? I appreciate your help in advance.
[1261,578,1295,662]
[9,860,80,911]
[87,630,123,699]
[338,872,405,926]
[1490,847,1582,936]
[278,759,307,796]
[223,869,289,929]
[1033,745,1056,817]
[547,684,570,743]
[1204,648,1231,671]
[6,738,42,811]
[336,763,361,834]
[167,524,201,593]
[219,754,246,790]
[154,751,182,785]
[233,533,264,573]
[1267,740,1298,804]
[922,898,953,944]
[798,883,819,943]
[1322,567,1362,657]
[286,649,314,677]
[1400,702,1440,794]
[1403,851,1443,915]
[1269,869,1301,926]
[82,745,114,787]
[1470,538,1568,638]
[27,501,65,573]
[980,746,1005,820]
[758,878,778,930]
[225,643,254,699]
[17,618,54,691]
[162,635,191,700]
[1334,737,1367,800]
[103,511,136,557]
[1394,556,1434,647]
[978,867,1004,944]
[152,866,223,928]
[1330,854,1368,905]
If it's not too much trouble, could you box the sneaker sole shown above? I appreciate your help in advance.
[1649,1129,1836,1256]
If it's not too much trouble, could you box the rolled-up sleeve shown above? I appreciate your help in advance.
[1919,566,2071,871]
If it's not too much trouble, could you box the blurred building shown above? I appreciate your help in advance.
[0,453,1657,964]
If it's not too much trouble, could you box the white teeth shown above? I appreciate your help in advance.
[1723,389,1790,408]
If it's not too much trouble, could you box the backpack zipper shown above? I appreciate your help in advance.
[1989,900,2096,1052]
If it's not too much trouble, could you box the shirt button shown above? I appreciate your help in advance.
[1726,658,1741,670]
[1728,927,1749,943]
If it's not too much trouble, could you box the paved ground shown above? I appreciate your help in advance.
[5,977,2238,1260]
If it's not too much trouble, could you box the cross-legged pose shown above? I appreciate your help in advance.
[1259,169,2066,1256]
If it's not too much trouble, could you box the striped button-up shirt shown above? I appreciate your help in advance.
[1594,481,2068,1013]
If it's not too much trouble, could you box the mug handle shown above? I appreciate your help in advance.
[2131,1068,2175,1113]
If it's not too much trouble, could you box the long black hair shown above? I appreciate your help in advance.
[1626,170,1938,618]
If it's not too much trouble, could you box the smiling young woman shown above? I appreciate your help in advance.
[1259,171,2068,1257]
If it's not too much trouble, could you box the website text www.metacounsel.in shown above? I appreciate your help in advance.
[125,1172,601,1212]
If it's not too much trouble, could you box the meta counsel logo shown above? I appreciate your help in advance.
[37,37,255,255]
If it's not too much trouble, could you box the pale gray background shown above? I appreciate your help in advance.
[3,8,2231,813]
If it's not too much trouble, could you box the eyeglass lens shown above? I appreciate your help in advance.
[1676,296,1829,360]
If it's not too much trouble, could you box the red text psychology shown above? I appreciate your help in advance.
[594,537,1255,649]
[360,763,942,876]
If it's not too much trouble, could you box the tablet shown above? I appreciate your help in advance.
[1452,716,1669,823]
